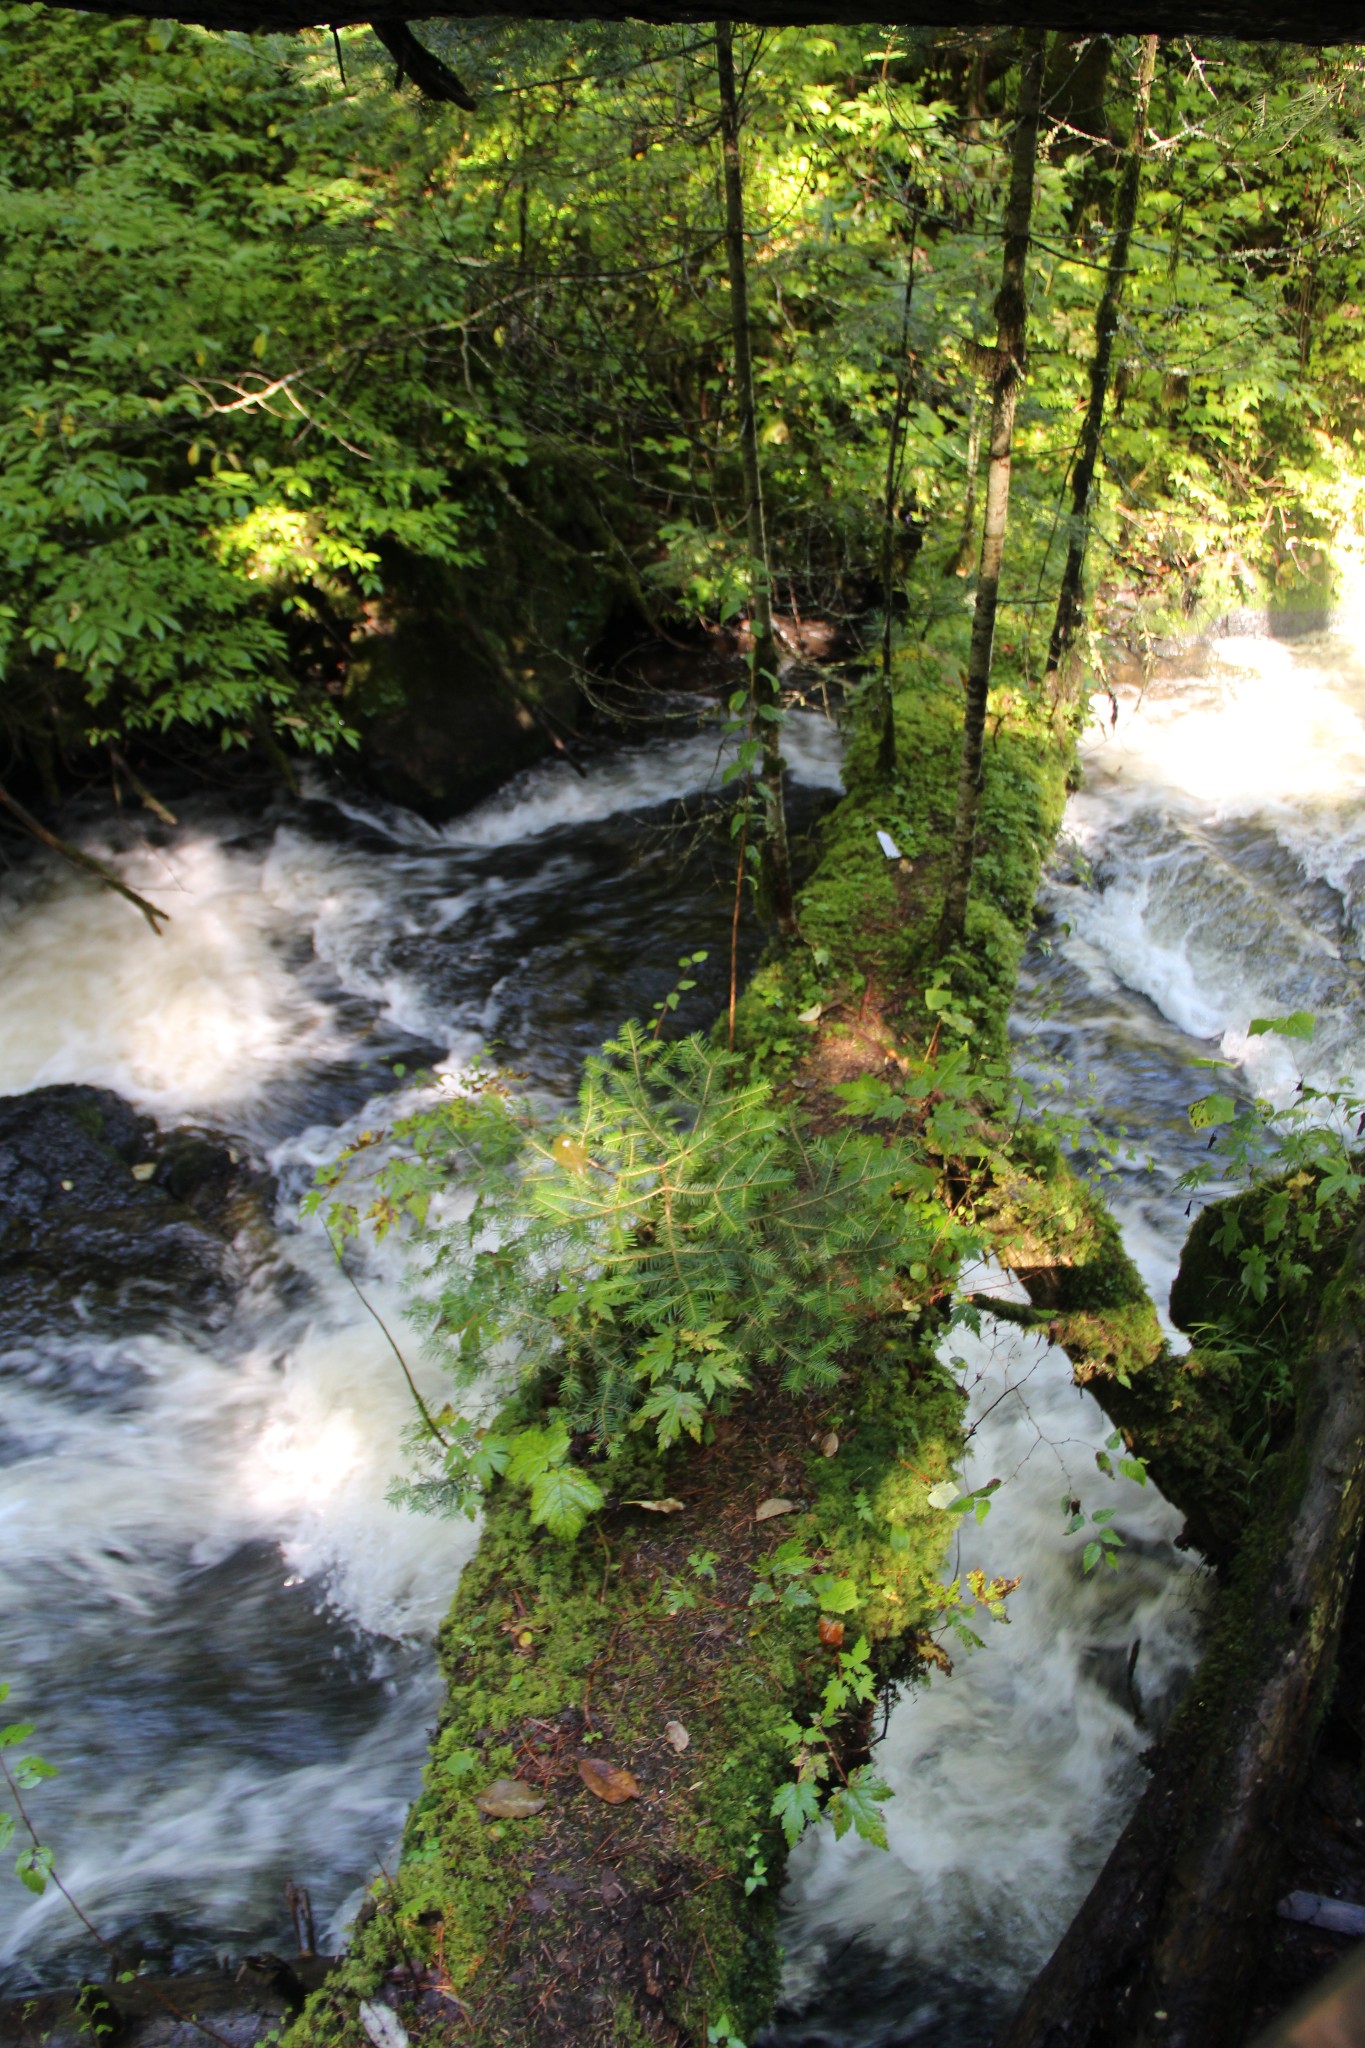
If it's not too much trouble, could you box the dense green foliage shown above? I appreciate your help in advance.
[309,1018,986,1533]
[4,13,1365,783]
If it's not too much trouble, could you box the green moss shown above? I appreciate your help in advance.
[732,663,1070,1073]
[289,650,1080,2048]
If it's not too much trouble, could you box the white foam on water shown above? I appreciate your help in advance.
[432,708,845,849]
[0,834,344,1118]
[1061,630,1365,1106]
[0,699,844,1986]
[779,1304,1206,2008]
[0,1678,441,1980]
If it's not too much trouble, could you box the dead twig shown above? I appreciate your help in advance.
[0,785,168,933]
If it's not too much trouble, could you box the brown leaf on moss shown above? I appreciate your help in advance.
[817,1615,845,1650]
[475,1778,547,1820]
[624,1498,685,1514]
[755,1496,795,1522]
[577,1757,642,1804]
[664,1719,690,1753]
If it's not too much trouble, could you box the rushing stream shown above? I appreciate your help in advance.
[3,625,1365,2036]
[771,617,1365,2045]
[0,710,841,1991]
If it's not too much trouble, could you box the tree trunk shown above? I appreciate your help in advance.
[38,0,1361,48]
[996,1223,1365,2048]
[945,395,983,579]
[1046,33,1158,691]
[877,210,920,781]
[936,28,1046,958]
[716,16,796,937]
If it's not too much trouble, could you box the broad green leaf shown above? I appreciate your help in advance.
[1247,1012,1315,1041]
[1189,1093,1237,1130]
[527,1463,604,1541]
[828,1768,892,1849]
[770,1777,822,1847]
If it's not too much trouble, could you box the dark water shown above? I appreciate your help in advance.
[0,712,842,1991]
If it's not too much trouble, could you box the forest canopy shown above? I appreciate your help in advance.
[3,9,1364,790]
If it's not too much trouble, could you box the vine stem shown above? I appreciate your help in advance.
[330,1241,451,1447]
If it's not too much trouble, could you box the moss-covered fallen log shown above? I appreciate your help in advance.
[283,666,1074,2048]
[997,1214,1365,2048]
[979,1137,1258,1572]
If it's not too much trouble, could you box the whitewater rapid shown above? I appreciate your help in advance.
[5,620,1363,2034]
[0,714,842,1987]
[770,619,1365,2045]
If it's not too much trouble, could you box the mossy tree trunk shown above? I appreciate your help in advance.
[937,28,1046,957]
[716,17,796,937]
[998,1223,1365,2048]
[1045,33,1159,690]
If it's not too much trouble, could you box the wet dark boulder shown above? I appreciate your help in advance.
[0,1084,274,1338]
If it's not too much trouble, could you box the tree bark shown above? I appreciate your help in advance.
[1046,33,1158,691]
[945,395,983,580]
[370,22,476,107]
[996,1223,1365,2048]
[716,16,795,937]
[43,1,1364,48]
[877,209,920,782]
[936,27,1045,959]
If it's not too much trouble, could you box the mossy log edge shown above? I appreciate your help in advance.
[996,1221,1365,2048]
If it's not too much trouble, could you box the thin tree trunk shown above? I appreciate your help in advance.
[945,394,983,579]
[878,208,920,781]
[1046,33,1158,689]
[937,28,1046,958]
[997,1223,1365,2048]
[716,16,795,936]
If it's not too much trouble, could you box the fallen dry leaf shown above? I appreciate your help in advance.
[130,1162,157,1182]
[624,1498,685,1515]
[577,1756,642,1804]
[664,1719,690,1753]
[818,1615,845,1650]
[475,1778,546,1820]
[755,1496,795,1522]
[819,1431,840,1458]
[359,2001,409,2048]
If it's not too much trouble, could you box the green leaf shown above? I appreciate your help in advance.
[811,1575,860,1614]
[14,1756,57,1789]
[1082,1541,1102,1572]
[770,1777,822,1847]
[1247,1011,1315,1041]
[828,1768,892,1849]
[527,1463,604,1541]
[504,1423,571,1487]
[15,1846,52,1895]
[635,1382,707,1448]
[1189,1093,1237,1130]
